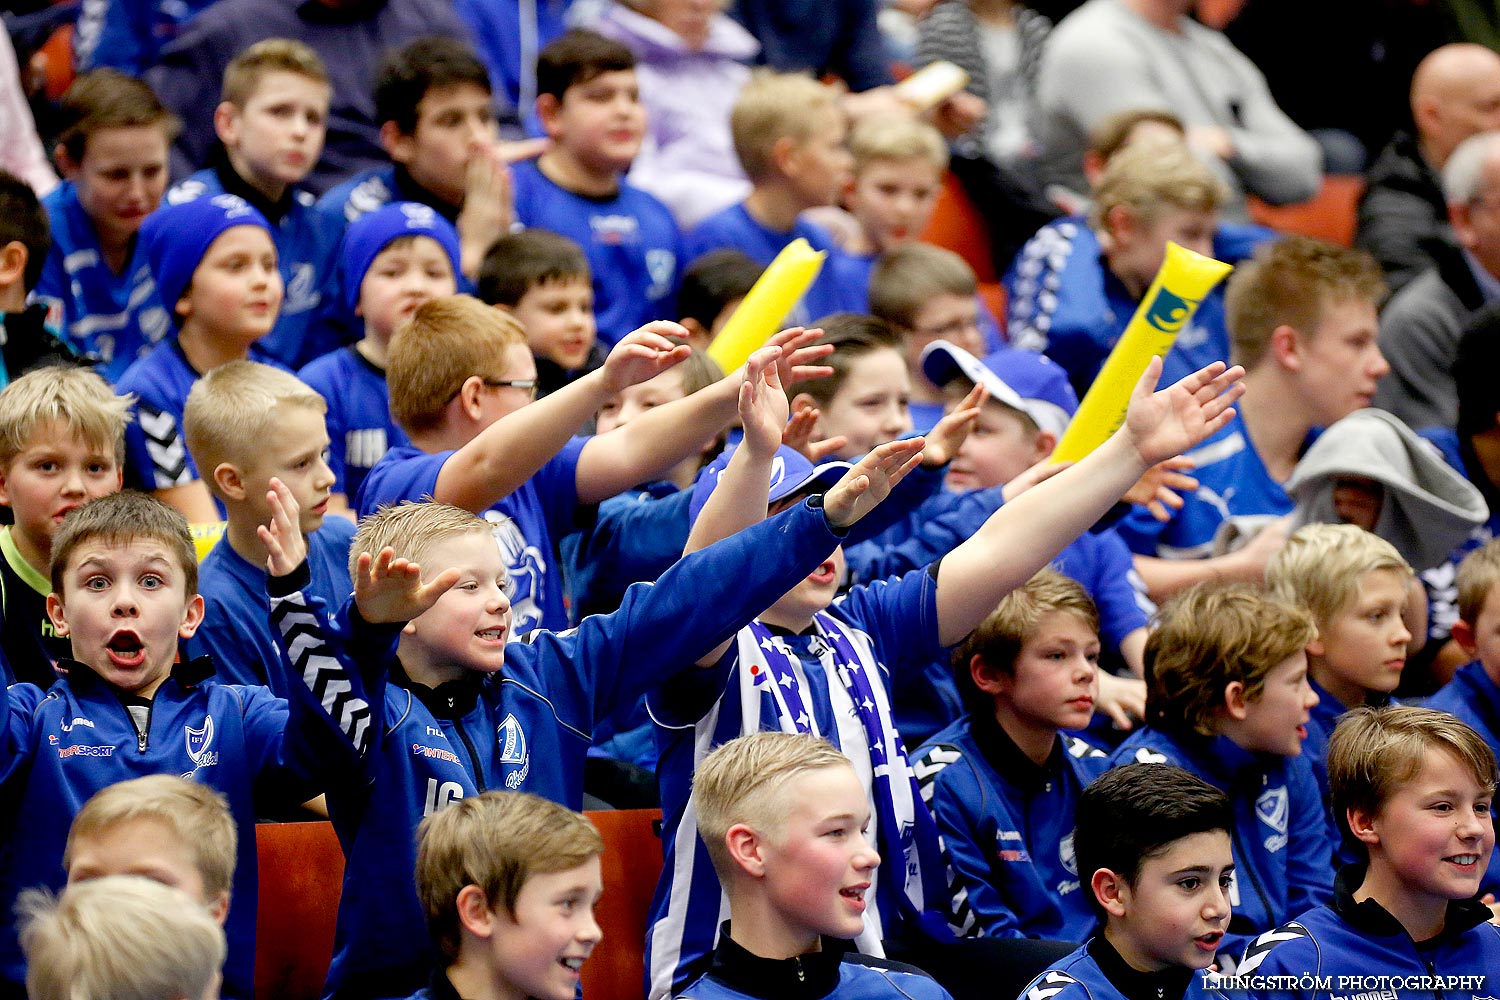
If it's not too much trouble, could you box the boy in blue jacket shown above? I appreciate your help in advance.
[1111,585,1333,966]
[1017,762,1235,1000]
[260,346,929,1000]
[678,731,952,1000]
[914,570,1110,943]
[1235,706,1500,993]
[0,491,322,1000]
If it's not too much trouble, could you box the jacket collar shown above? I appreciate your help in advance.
[704,922,850,1000]
[392,659,483,719]
[1331,863,1495,941]
[1086,935,1194,1000]
[970,710,1064,792]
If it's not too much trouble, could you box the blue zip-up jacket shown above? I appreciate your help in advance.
[1110,728,1334,962]
[166,167,346,369]
[914,714,1108,941]
[1426,661,1500,895]
[0,656,320,1000]
[1234,866,1500,996]
[1019,937,1230,1000]
[676,927,952,1000]
[34,180,172,382]
[267,499,849,1000]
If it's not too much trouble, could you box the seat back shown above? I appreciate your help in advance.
[582,809,665,1000]
[255,821,343,1000]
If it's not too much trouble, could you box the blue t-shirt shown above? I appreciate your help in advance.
[1116,410,1294,559]
[684,202,864,326]
[298,346,409,500]
[167,170,345,369]
[34,180,172,382]
[117,338,285,500]
[186,518,356,692]
[511,159,682,346]
[355,440,589,633]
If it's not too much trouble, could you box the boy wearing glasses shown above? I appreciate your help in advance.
[356,294,823,633]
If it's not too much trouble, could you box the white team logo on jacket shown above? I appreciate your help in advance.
[183,716,218,773]
[498,714,530,788]
[1256,785,1288,852]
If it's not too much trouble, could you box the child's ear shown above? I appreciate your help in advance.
[54,145,79,179]
[1103,204,1137,247]
[455,375,487,422]
[212,462,248,503]
[45,593,69,638]
[207,889,231,926]
[970,655,1011,699]
[1222,680,1250,721]
[535,94,564,139]
[178,594,206,640]
[678,317,711,350]
[455,884,497,939]
[1032,430,1058,462]
[1305,634,1326,658]
[1269,324,1302,371]
[0,241,28,288]
[176,288,194,323]
[1091,867,1130,919]
[212,101,240,147]
[1346,804,1381,849]
[724,822,768,880]
[770,135,798,176]
[1451,619,1478,657]
[379,121,416,165]
[789,391,820,418]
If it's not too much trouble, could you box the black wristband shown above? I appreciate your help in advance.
[267,560,312,598]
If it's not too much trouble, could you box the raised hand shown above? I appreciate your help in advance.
[739,346,790,459]
[353,548,462,625]
[1123,456,1199,522]
[1095,672,1146,731]
[783,402,848,463]
[922,382,987,468]
[600,321,694,393]
[456,142,514,277]
[824,438,925,529]
[1122,359,1244,467]
[763,326,834,388]
[258,477,308,577]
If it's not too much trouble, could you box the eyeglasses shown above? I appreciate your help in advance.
[444,376,539,404]
[912,316,982,340]
[481,377,538,399]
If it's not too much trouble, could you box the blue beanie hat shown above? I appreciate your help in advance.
[140,194,273,322]
[341,202,463,312]
[689,444,851,525]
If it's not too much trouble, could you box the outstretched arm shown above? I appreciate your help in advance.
[575,327,834,504]
[435,322,692,512]
[935,359,1243,645]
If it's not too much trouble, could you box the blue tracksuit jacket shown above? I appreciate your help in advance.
[914,714,1108,941]
[267,499,849,1000]
[1110,728,1334,962]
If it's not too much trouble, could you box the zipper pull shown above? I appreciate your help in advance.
[137,730,147,752]
[795,957,805,983]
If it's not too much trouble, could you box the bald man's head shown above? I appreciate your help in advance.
[1412,43,1500,170]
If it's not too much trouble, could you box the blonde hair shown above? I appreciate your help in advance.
[1456,538,1500,627]
[66,776,237,900]
[19,876,226,1000]
[953,569,1099,714]
[1224,236,1386,369]
[387,295,526,434]
[415,791,602,961]
[868,243,977,330]
[349,500,492,579]
[0,365,132,467]
[693,732,855,883]
[1146,584,1317,734]
[730,71,841,181]
[848,115,948,175]
[183,361,327,494]
[1088,142,1228,235]
[221,38,328,108]
[1086,108,1185,161]
[1266,524,1413,628]
[1329,705,1499,853]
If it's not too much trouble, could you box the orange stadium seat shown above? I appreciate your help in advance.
[921,171,998,284]
[581,809,665,1000]
[1247,175,1365,248]
[254,809,665,1000]
[255,821,344,1000]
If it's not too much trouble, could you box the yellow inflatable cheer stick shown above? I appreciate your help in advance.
[191,521,226,562]
[707,238,826,372]
[1051,241,1234,463]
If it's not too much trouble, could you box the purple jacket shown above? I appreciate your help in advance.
[588,2,757,228]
